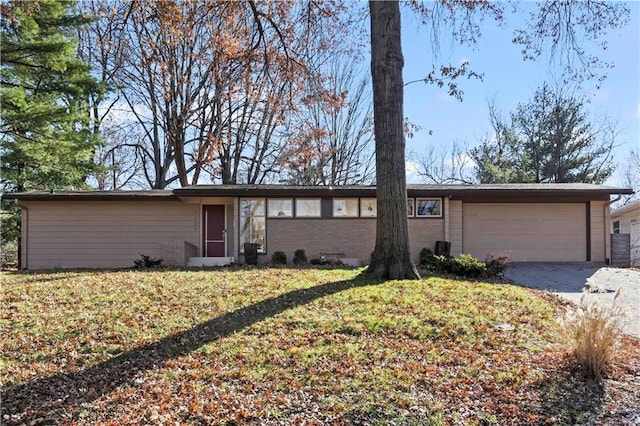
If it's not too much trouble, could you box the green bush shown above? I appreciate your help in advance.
[447,254,486,277]
[133,254,164,269]
[293,249,307,265]
[271,251,287,265]
[420,250,488,278]
[419,247,436,266]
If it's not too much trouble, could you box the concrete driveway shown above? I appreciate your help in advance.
[503,263,640,337]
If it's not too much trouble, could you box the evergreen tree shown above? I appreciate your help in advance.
[1,0,101,265]
[471,84,615,184]
[1,0,100,192]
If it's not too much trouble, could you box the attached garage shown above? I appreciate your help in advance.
[462,203,586,262]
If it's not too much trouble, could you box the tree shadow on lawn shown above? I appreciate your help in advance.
[2,274,376,424]
[534,365,606,424]
[3,271,610,424]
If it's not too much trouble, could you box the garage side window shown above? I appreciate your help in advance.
[613,220,620,234]
[416,198,442,217]
[240,198,266,252]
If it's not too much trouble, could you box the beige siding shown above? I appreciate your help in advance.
[449,200,463,256]
[463,203,587,262]
[612,201,640,235]
[22,201,199,269]
[590,201,607,262]
[266,218,444,265]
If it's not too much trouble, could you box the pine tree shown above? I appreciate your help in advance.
[1,0,101,265]
[1,0,100,192]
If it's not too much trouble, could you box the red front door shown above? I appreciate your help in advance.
[203,205,226,257]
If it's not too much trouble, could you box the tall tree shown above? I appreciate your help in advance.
[366,1,628,279]
[471,84,616,184]
[281,57,375,186]
[1,0,100,266]
[367,1,418,279]
[1,0,100,192]
[619,148,640,205]
[413,140,474,184]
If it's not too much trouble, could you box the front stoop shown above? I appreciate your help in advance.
[187,257,235,267]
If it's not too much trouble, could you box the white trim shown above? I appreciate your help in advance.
[416,198,443,217]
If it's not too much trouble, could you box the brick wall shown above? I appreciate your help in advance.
[265,218,445,265]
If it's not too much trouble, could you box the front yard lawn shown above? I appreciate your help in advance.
[2,268,638,425]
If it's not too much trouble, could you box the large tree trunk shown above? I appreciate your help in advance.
[367,1,420,280]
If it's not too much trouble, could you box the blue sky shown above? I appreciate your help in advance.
[398,2,640,185]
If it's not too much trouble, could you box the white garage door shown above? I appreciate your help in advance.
[463,203,586,262]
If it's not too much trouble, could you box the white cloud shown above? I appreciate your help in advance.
[405,160,422,183]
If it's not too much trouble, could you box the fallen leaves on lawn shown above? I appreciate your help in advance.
[1,268,638,425]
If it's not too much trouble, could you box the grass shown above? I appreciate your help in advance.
[562,288,627,380]
[1,267,638,425]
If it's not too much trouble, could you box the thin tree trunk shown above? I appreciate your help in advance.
[367,1,419,280]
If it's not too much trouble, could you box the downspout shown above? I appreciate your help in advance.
[603,194,622,265]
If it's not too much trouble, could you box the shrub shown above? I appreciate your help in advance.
[562,288,627,380]
[419,247,436,266]
[293,249,307,265]
[271,251,287,265]
[485,253,511,277]
[419,250,488,278]
[133,254,164,269]
[447,254,486,277]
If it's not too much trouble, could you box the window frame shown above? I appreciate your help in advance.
[333,198,359,217]
[239,198,266,253]
[613,220,620,234]
[360,198,377,217]
[295,198,322,218]
[415,198,442,218]
[267,198,293,218]
[407,198,415,217]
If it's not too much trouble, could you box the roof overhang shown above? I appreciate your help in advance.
[3,184,633,203]
[2,190,177,202]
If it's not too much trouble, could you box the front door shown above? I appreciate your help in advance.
[203,205,226,257]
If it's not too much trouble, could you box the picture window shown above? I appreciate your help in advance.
[416,198,442,217]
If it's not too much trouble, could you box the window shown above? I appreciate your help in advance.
[295,199,321,217]
[333,198,359,217]
[416,198,442,217]
[360,198,377,217]
[613,220,620,234]
[240,198,265,252]
[407,198,415,217]
[268,199,293,218]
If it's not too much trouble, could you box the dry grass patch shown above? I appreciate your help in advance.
[562,288,627,380]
